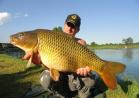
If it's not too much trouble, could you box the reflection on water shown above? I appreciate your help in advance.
[6,51,24,58]
[95,48,139,82]
[122,48,133,60]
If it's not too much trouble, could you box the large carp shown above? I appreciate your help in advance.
[10,29,125,90]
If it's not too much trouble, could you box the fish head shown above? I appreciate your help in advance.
[10,31,38,52]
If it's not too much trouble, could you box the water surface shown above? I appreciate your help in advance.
[94,48,139,82]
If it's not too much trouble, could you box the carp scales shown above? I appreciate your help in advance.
[10,29,126,90]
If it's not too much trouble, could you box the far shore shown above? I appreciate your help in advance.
[88,43,139,49]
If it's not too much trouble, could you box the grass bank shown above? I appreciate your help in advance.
[0,54,139,98]
[88,43,139,49]
[0,54,43,98]
[105,79,139,98]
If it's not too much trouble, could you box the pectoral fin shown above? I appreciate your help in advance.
[26,55,32,68]
[50,69,60,81]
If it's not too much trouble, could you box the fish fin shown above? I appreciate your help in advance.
[108,61,126,74]
[50,69,60,81]
[101,62,126,90]
[26,55,32,68]
[101,68,117,90]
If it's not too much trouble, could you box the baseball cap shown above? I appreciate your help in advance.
[65,14,81,29]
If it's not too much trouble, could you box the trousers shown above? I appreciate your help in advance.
[40,70,104,98]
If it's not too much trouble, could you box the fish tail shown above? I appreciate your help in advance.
[99,61,126,90]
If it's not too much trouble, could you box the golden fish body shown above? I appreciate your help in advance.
[37,30,104,72]
[10,29,126,90]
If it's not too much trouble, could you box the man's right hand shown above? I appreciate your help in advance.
[22,51,42,65]
[76,66,91,76]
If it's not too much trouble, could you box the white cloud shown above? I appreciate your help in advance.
[0,12,11,26]
[24,13,29,17]
[14,13,29,18]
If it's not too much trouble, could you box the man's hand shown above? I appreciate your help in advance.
[76,66,91,76]
[22,51,41,65]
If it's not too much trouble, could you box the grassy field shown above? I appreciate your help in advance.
[0,54,139,98]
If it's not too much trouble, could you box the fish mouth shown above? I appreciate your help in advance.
[10,35,16,45]
[10,41,16,45]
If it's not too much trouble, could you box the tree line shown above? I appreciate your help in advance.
[90,37,139,46]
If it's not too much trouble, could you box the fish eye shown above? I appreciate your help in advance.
[18,33,24,40]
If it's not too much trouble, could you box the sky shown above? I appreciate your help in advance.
[0,0,139,44]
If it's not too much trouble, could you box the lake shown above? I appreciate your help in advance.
[94,48,139,82]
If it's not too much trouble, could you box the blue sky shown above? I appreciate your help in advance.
[0,0,139,44]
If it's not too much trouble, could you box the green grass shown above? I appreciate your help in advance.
[105,79,139,98]
[88,44,139,49]
[90,76,139,98]
[0,54,139,98]
[0,54,43,98]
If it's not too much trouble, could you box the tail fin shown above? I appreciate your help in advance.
[100,61,126,90]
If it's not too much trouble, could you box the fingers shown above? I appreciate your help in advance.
[22,51,41,65]
[85,66,91,72]
[22,52,32,60]
[76,66,91,76]
[77,68,86,76]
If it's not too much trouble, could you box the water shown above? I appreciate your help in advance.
[4,51,24,58]
[94,48,139,82]
[8,51,24,58]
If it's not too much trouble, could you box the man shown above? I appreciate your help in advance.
[23,14,104,98]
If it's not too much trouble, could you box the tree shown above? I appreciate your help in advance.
[90,42,97,46]
[122,37,133,44]
[122,38,127,44]
[127,37,133,44]
[52,26,63,32]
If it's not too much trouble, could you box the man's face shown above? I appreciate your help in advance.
[63,22,79,36]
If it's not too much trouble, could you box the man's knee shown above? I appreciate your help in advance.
[78,77,96,98]
[40,70,51,92]
[68,74,96,98]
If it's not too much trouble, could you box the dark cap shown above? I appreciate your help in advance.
[65,14,81,29]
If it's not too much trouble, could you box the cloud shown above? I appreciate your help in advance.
[24,13,29,17]
[0,12,11,26]
[0,12,29,25]
[14,13,29,18]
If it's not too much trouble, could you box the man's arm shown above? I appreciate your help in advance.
[22,52,41,65]
[77,39,87,46]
